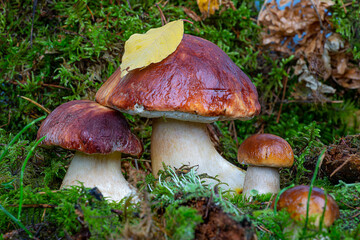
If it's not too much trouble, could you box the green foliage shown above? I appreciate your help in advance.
[331,0,360,59]
[0,0,359,238]
[164,205,203,240]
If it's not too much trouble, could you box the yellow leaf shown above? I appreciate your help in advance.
[197,0,220,15]
[120,20,184,78]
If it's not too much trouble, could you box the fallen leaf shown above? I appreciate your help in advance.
[197,0,220,17]
[120,20,184,77]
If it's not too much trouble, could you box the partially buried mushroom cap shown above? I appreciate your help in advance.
[96,34,260,122]
[272,185,340,227]
[37,100,143,156]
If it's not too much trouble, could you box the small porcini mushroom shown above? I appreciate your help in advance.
[37,100,143,201]
[96,34,260,192]
[237,134,294,197]
[272,185,339,237]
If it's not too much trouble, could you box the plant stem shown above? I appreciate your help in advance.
[0,115,46,162]
[303,148,326,234]
[0,204,33,238]
[18,136,46,220]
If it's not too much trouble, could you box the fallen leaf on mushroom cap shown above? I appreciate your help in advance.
[120,20,184,78]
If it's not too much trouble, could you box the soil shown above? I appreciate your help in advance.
[322,135,360,183]
[183,197,257,240]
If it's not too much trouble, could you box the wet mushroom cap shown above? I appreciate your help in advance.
[271,185,340,227]
[96,34,260,122]
[237,134,294,167]
[37,100,143,156]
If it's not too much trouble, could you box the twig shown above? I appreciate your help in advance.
[0,110,11,128]
[20,96,51,114]
[265,193,275,209]
[276,68,290,123]
[155,3,167,25]
[230,120,239,147]
[86,5,95,21]
[30,0,38,47]
[330,156,354,177]
[350,211,360,219]
[339,0,347,13]
[309,0,324,30]
[41,83,71,90]
[257,225,272,234]
[276,99,344,104]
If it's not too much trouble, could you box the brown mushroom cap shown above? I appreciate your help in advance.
[271,185,340,227]
[37,100,143,156]
[237,134,294,167]
[96,34,260,123]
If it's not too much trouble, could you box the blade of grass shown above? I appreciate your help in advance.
[18,136,46,219]
[303,148,326,234]
[0,115,46,161]
[273,183,295,214]
[0,203,33,238]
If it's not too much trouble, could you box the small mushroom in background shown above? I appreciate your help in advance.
[37,100,143,202]
[237,134,294,198]
[96,34,261,192]
[271,185,340,238]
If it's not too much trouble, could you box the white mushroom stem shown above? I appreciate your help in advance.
[61,151,136,202]
[151,118,245,193]
[242,166,279,197]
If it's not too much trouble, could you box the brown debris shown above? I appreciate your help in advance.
[258,0,360,94]
[322,135,360,183]
[183,198,257,240]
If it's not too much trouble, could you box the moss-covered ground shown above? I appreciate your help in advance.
[0,0,359,239]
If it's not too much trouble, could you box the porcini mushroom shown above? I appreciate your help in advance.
[237,134,294,197]
[37,100,143,201]
[272,185,339,238]
[96,34,260,192]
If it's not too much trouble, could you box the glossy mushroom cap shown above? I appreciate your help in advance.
[96,34,260,123]
[37,100,143,156]
[238,134,294,167]
[272,185,340,227]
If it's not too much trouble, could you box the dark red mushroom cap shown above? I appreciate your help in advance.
[96,34,260,122]
[37,100,143,156]
[271,185,340,227]
[238,134,294,168]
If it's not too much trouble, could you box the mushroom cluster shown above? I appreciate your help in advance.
[96,34,261,191]
[38,32,260,200]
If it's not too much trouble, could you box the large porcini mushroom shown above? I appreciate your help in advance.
[272,185,339,238]
[96,34,260,192]
[37,100,143,201]
[237,134,294,197]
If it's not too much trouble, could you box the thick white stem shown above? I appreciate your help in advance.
[61,151,136,202]
[151,118,245,193]
[243,166,279,198]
